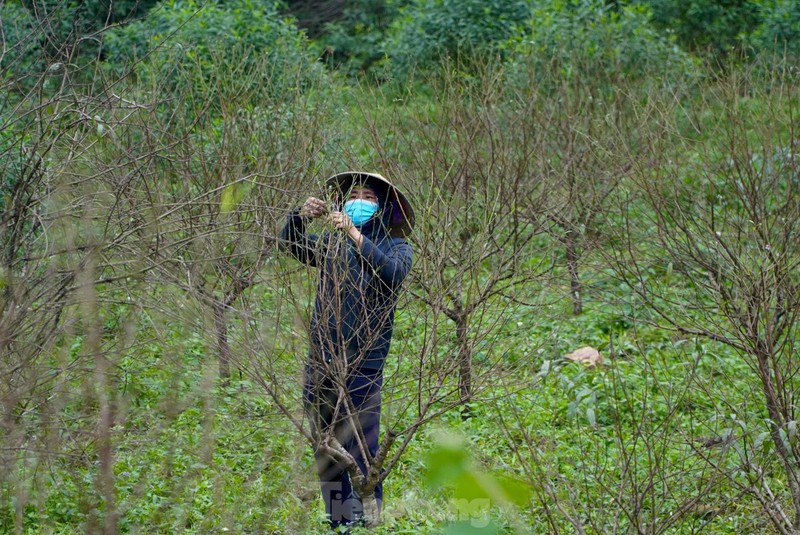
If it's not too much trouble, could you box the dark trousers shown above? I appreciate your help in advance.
[304,364,383,527]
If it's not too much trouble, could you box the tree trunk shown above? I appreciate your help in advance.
[329,435,386,528]
[82,255,118,534]
[566,231,582,316]
[755,345,800,531]
[98,393,118,535]
[362,491,381,528]
[456,315,472,420]
[214,300,230,381]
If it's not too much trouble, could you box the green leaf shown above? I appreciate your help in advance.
[220,183,238,213]
[425,431,533,514]
[496,474,533,507]
[220,181,252,213]
[425,434,472,488]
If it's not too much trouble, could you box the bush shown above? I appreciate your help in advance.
[509,0,697,86]
[0,2,45,91]
[102,0,321,97]
[640,0,763,59]
[386,0,534,80]
[751,0,800,61]
[0,0,159,92]
[314,0,409,79]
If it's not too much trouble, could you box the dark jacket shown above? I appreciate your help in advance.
[279,208,412,371]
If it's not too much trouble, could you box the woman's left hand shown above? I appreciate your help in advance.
[328,211,354,231]
[329,211,364,249]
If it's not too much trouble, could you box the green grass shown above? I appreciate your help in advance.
[1,254,788,535]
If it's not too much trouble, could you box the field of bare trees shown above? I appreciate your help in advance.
[2,1,799,533]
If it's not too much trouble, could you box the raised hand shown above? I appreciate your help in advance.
[328,211,354,231]
[299,197,327,219]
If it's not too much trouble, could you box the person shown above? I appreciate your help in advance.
[279,171,414,529]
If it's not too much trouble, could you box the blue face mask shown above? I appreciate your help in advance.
[344,199,379,226]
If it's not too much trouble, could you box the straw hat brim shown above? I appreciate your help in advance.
[325,171,415,237]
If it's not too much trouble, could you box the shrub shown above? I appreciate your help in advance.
[386,0,534,80]
[751,0,800,62]
[510,0,697,84]
[314,0,409,79]
[102,0,321,97]
[0,0,159,92]
[640,0,763,59]
[0,2,45,91]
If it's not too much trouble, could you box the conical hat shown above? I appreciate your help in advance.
[326,171,415,237]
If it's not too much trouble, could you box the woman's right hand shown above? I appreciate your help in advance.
[299,197,327,219]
